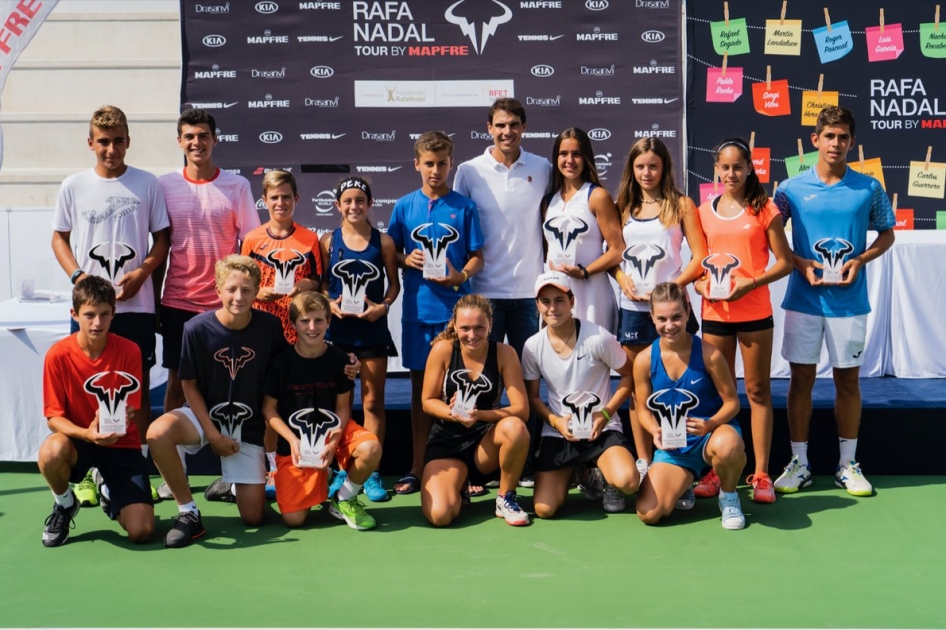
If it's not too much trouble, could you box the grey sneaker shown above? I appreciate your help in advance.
[204,477,236,503]
[42,492,80,548]
[579,466,604,502]
[719,493,746,530]
[156,481,175,501]
[164,510,205,548]
[675,486,696,510]
[602,482,626,513]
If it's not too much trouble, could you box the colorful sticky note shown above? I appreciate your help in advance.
[699,182,722,204]
[812,21,853,63]
[894,209,914,230]
[751,147,771,183]
[908,161,946,199]
[783,151,820,178]
[937,211,946,229]
[706,67,743,103]
[849,158,886,190]
[752,80,791,116]
[919,23,946,58]
[801,91,840,126]
[711,18,751,56]
[865,24,904,62]
[764,19,802,55]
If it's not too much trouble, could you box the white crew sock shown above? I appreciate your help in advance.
[839,437,858,467]
[337,477,363,501]
[54,488,75,509]
[790,441,809,467]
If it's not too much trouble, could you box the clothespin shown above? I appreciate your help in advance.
[936,5,941,32]
[892,193,898,212]
[724,1,729,26]
[859,145,865,169]
[817,74,824,97]
[824,7,832,31]
[766,66,772,90]
[749,131,756,152]
[880,8,885,33]
[722,52,728,76]
[925,146,932,171]
[780,1,787,25]
[797,139,805,164]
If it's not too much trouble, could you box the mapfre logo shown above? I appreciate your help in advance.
[255,1,278,13]
[443,0,513,55]
[585,0,609,10]
[588,128,611,141]
[202,34,226,47]
[310,65,334,78]
[531,64,554,77]
[642,30,666,43]
[259,131,283,144]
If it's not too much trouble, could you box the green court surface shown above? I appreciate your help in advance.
[1,466,944,628]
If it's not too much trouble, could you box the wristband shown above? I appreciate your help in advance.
[577,264,589,280]
[460,270,469,284]
[600,408,611,422]
[751,277,758,289]
[615,269,624,281]
[383,302,391,314]
[70,269,84,284]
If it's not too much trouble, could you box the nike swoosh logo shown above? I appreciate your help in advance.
[329,36,344,42]
[550,34,565,40]
[576,354,587,361]
[664,97,679,103]
[691,377,703,384]
[331,133,346,139]
[224,102,238,108]
[387,166,403,172]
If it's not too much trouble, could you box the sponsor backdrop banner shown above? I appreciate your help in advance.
[180,0,683,230]
[686,0,946,229]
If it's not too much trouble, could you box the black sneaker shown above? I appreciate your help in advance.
[164,511,205,548]
[42,491,80,548]
[92,469,114,520]
[204,477,236,502]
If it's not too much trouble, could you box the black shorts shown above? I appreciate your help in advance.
[701,315,774,337]
[424,423,494,485]
[535,430,631,472]
[330,341,398,359]
[68,440,153,519]
[160,306,200,369]
[71,312,157,369]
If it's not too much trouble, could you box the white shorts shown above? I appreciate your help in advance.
[174,407,266,484]
[781,310,867,369]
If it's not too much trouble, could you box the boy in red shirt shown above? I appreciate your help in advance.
[39,276,154,547]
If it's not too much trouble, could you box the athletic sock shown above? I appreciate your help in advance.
[266,451,277,472]
[719,489,739,501]
[141,444,149,458]
[838,437,858,467]
[790,441,809,467]
[178,501,198,515]
[54,489,75,509]
[337,477,363,502]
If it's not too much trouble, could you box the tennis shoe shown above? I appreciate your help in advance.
[362,472,389,502]
[718,493,746,530]
[42,491,80,548]
[328,469,346,499]
[636,459,650,479]
[329,496,377,530]
[517,474,535,488]
[265,470,276,500]
[694,469,721,498]
[156,481,175,501]
[774,456,812,494]
[747,472,777,503]
[164,510,205,548]
[602,482,625,513]
[75,470,98,507]
[675,486,696,510]
[204,477,236,503]
[495,491,530,526]
[579,466,603,502]
[835,461,873,497]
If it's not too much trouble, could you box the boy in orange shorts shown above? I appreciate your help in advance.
[262,292,382,530]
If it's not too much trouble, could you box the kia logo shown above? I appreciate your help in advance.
[586,0,609,9]
[202,34,226,47]
[259,131,283,144]
[642,30,665,43]
[588,128,611,141]
[531,64,554,77]
[310,65,334,78]
[255,1,278,13]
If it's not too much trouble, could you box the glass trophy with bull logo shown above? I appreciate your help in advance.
[85,371,140,436]
[646,388,697,450]
[814,237,854,285]
[333,259,380,315]
[412,222,460,279]
[562,391,602,441]
[288,408,342,468]
[702,253,742,300]
[449,369,491,421]
[543,215,589,270]
[267,249,307,295]
[623,243,666,297]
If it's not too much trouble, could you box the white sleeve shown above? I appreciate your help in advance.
[51,179,74,232]
[148,175,171,232]
[453,162,470,197]
[521,336,542,381]
[593,329,627,372]
[236,178,261,239]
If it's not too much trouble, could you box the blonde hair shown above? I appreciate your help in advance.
[616,137,684,228]
[214,254,261,289]
[89,105,129,138]
[262,169,297,197]
[289,291,330,323]
[432,294,493,344]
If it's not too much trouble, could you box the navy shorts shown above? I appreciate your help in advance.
[330,340,398,360]
[71,312,157,369]
[68,440,153,519]
[160,306,200,370]
[401,321,447,371]
[618,309,700,347]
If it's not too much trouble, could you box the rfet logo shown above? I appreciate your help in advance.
[83,371,141,418]
[444,0,513,55]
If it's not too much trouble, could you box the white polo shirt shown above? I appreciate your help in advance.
[454,147,551,299]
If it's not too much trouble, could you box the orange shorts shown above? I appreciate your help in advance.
[274,422,378,515]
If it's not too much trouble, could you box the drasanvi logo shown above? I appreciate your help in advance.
[259,131,283,144]
[588,128,611,141]
[444,0,513,55]
[585,0,609,10]
[202,34,226,47]
[526,95,561,106]
[642,30,665,43]
[531,64,554,77]
[255,1,278,13]
[310,65,334,78]
[195,2,230,13]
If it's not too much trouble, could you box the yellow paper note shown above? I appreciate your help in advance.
[764,19,802,55]
[849,157,886,190]
[907,161,946,199]
[801,90,839,126]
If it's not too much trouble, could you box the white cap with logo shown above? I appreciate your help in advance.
[534,270,572,296]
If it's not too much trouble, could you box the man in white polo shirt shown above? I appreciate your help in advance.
[454,98,551,488]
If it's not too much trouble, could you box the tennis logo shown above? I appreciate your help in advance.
[209,401,254,443]
[449,369,493,419]
[84,371,141,435]
[623,243,666,295]
[288,408,341,467]
[88,242,137,283]
[333,259,381,314]
[444,0,512,55]
[813,237,854,283]
[411,222,460,277]
[213,347,256,380]
[266,249,307,293]
[562,391,601,440]
[646,388,698,449]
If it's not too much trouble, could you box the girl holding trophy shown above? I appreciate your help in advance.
[320,177,400,502]
[420,295,532,527]
[633,282,746,530]
[692,138,791,505]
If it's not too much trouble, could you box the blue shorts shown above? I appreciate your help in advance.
[68,440,153,519]
[652,420,742,479]
[401,321,447,371]
[618,309,659,347]
[71,312,157,369]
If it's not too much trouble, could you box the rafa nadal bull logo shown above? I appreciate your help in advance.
[813,237,854,283]
[333,259,380,313]
[411,223,459,274]
[88,242,136,283]
[646,388,699,448]
[266,249,307,292]
[213,347,256,381]
[209,402,254,443]
[544,215,589,268]
[449,369,492,417]
[623,243,666,293]
[562,391,602,439]
[444,0,513,55]
[701,253,742,298]
[288,408,342,466]
[84,371,141,432]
